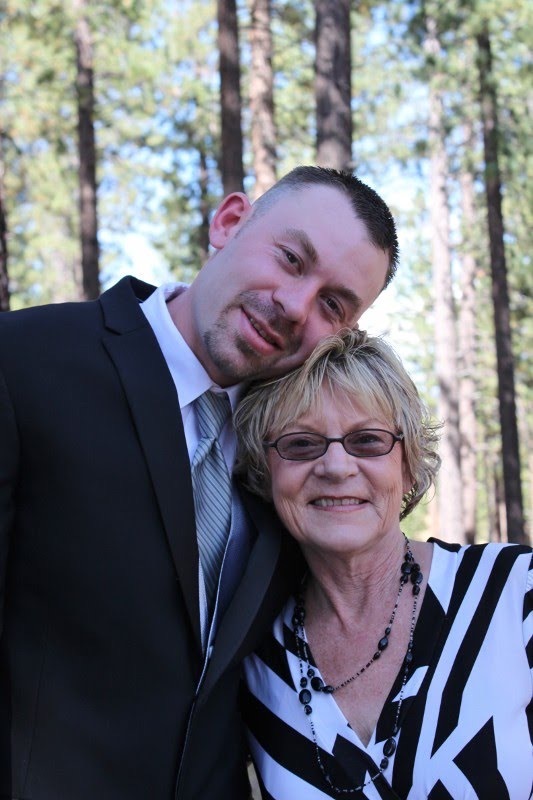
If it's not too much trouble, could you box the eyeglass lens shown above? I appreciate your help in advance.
[276,430,397,460]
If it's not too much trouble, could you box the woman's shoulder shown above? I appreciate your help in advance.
[428,537,532,559]
[427,537,532,599]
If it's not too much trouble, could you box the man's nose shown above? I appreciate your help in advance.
[272,282,315,324]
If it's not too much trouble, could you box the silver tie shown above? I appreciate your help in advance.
[191,390,232,615]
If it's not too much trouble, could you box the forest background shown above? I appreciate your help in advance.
[1,0,531,545]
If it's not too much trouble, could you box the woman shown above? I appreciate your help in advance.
[235,329,532,799]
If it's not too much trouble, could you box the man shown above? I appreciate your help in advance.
[0,167,398,799]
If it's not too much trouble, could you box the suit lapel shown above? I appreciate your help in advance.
[100,277,202,650]
[200,490,294,699]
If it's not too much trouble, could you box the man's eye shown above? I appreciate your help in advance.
[323,296,342,317]
[283,249,299,266]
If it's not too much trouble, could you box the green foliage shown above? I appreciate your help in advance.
[1,0,530,536]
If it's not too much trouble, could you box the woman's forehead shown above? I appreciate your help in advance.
[277,383,394,431]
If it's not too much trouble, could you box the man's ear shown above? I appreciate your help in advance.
[209,192,253,249]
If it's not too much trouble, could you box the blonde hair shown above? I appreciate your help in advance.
[234,329,441,519]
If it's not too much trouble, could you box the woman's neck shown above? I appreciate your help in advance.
[303,533,412,627]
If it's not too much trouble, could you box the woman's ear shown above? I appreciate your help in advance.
[402,460,414,498]
[209,192,253,249]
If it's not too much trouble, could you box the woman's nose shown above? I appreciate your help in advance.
[315,441,360,479]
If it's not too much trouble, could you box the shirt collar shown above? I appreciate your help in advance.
[140,282,243,411]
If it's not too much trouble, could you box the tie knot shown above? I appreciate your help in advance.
[195,390,231,441]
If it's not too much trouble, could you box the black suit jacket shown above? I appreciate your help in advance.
[0,277,296,799]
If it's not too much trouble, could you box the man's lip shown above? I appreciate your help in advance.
[242,307,283,349]
[310,497,367,507]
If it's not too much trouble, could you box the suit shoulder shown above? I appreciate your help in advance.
[0,299,102,372]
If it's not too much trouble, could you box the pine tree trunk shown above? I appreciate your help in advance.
[425,17,464,543]
[315,0,352,171]
[250,0,276,199]
[0,156,9,311]
[198,148,210,264]
[458,129,478,544]
[217,0,245,194]
[74,0,100,300]
[476,23,526,543]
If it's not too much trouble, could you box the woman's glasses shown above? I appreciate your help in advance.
[264,429,404,461]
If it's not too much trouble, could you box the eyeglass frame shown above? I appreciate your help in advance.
[263,429,405,461]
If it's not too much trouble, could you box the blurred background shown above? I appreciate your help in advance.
[0,0,531,544]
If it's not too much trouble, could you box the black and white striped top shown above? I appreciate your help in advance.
[242,540,533,799]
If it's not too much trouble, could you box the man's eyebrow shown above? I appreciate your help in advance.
[281,228,319,264]
[335,286,362,316]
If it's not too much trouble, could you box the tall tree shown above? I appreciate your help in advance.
[476,21,525,543]
[424,13,464,543]
[249,0,277,199]
[315,0,352,170]
[217,0,245,194]
[0,149,9,312]
[74,0,100,300]
[458,123,479,544]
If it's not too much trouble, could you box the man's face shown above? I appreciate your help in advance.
[172,185,389,386]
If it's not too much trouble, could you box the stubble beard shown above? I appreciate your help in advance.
[203,293,302,384]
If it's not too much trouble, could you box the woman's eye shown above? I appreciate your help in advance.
[353,433,381,444]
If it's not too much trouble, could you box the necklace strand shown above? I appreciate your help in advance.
[292,534,422,795]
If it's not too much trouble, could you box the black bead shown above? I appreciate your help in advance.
[299,689,312,705]
[400,575,408,585]
[374,650,381,659]
[378,636,389,651]
[413,584,420,596]
[385,626,391,635]
[311,676,324,691]
[411,571,423,585]
[307,668,315,678]
[300,677,308,688]
[304,704,312,715]
[383,737,397,757]
[405,650,413,664]
[401,562,412,574]
[323,684,334,693]
[411,562,420,573]
[380,756,389,770]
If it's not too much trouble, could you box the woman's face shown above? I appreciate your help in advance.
[267,386,411,558]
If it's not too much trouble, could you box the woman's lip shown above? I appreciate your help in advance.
[310,497,367,507]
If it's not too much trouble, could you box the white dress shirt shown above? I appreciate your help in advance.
[140,282,246,648]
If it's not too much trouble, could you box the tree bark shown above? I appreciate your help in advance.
[74,0,100,300]
[458,126,478,544]
[425,16,464,543]
[217,0,245,194]
[476,23,526,543]
[250,0,277,199]
[0,152,9,311]
[198,148,210,264]
[315,0,352,171]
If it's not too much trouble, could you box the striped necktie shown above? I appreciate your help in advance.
[191,390,232,615]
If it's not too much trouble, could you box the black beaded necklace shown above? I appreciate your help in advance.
[292,535,422,795]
